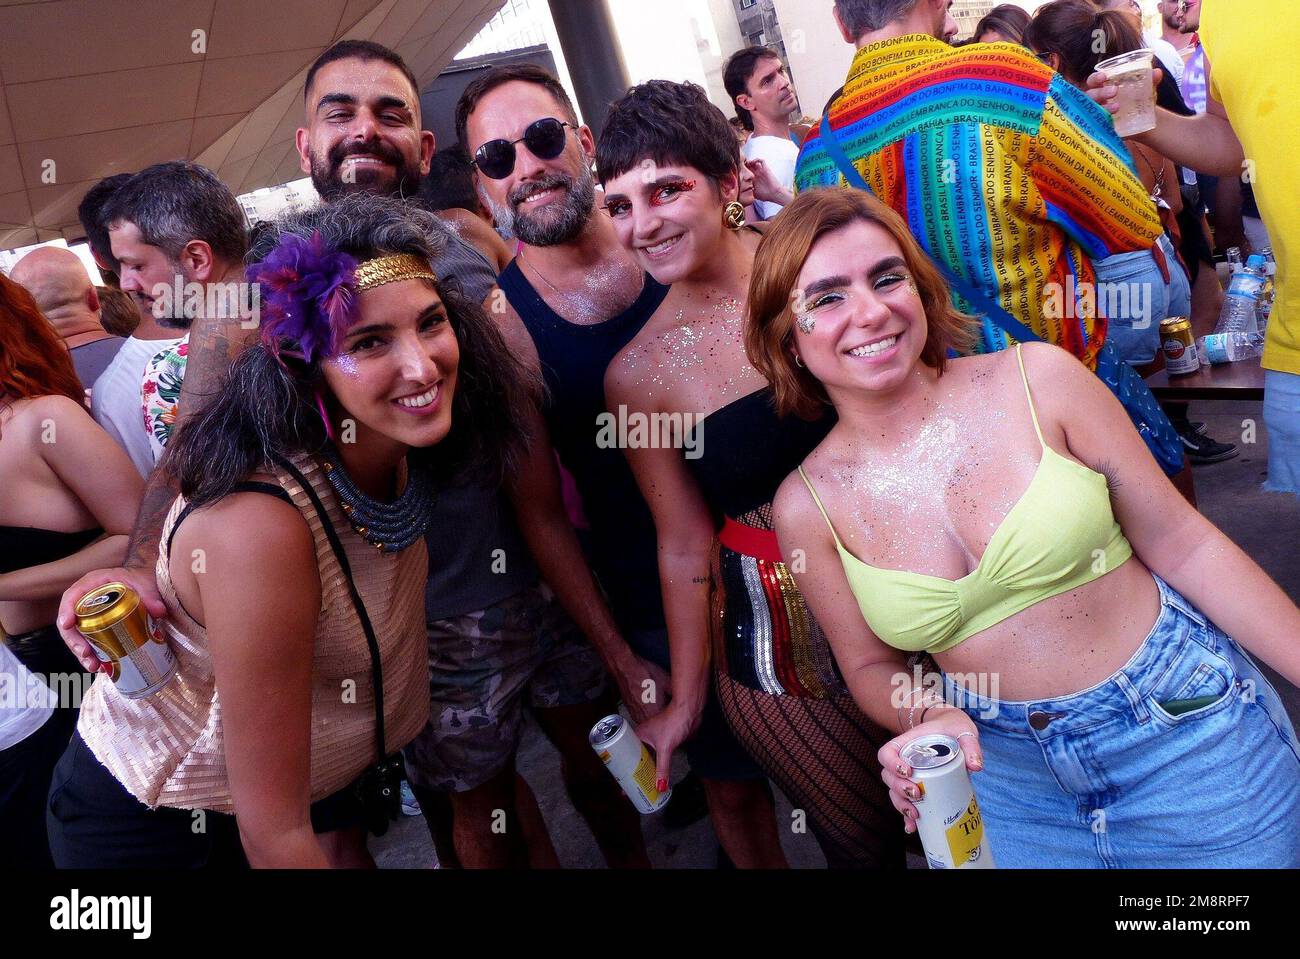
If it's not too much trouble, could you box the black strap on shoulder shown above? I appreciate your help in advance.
[231,480,294,503]
[272,455,388,762]
[164,482,294,562]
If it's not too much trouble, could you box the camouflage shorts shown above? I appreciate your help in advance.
[402,581,609,792]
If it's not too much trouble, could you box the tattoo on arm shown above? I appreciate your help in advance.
[1097,460,1122,497]
[177,316,256,423]
[126,468,179,569]
[125,317,254,569]
[691,575,708,584]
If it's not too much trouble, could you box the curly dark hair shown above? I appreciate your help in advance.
[596,80,740,188]
[165,193,537,507]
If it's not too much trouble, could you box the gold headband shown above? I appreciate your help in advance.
[353,253,438,292]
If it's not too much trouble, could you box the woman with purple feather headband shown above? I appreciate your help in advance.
[48,194,537,869]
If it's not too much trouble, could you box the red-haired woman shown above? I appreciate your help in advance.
[753,188,1300,867]
[0,273,141,867]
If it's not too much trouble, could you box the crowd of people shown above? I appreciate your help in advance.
[2,0,1298,870]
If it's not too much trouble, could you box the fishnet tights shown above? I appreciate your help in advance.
[715,671,906,869]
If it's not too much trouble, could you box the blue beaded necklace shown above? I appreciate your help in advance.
[320,445,433,553]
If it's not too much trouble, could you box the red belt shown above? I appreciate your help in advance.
[718,517,784,564]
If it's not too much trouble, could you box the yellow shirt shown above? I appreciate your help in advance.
[1202,2,1300,374]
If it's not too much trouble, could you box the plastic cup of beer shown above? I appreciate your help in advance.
[1096,49,1157,137]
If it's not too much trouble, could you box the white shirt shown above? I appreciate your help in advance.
[1146,34,1184,88]
[743,134,800,221]
[92,335,183,477]
[0,643,55,751]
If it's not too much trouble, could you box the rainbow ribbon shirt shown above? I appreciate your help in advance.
[795,35,1162,369]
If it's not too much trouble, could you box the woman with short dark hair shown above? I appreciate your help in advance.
[599,80,903,869]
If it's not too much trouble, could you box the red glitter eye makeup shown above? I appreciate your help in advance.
[651,179,696,204]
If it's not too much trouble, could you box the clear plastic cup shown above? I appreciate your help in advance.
[1096,49,1157,137]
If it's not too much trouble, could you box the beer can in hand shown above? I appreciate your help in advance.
[75,583,177,698]
[901,733,995,869]
[588,714,671,814]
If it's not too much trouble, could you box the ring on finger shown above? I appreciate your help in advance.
[956,731,976,740]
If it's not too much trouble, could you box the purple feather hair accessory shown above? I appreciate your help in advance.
[248,231,359,365]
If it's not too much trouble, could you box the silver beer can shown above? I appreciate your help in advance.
[900,733,995,869]
[588,714,671,814]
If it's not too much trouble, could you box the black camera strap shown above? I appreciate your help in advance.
[273,455,389,762]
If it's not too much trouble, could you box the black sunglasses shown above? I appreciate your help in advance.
[474,117,576,180]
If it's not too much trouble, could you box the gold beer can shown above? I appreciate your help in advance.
[74,583,176,698]
[1160,316,1199,375]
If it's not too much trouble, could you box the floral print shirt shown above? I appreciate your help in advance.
[141,335,188,465]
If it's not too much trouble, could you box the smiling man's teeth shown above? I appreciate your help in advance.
[397,385,438,408]
[522,188,555,203]
[849,336,898,357]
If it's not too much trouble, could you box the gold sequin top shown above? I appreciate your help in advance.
[76,454,430,812]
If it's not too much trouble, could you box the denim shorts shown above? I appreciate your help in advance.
[1264,369,1300,496]
[1095,234,1192,367]
[943,575,1300,868]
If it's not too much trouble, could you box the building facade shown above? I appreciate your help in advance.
[733,0,789,60]
[952,0,998,40]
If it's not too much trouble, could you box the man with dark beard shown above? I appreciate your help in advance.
[458,66,790,868]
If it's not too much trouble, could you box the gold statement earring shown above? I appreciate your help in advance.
[723,201,746,231]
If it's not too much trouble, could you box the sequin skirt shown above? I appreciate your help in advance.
[710,517,846,698]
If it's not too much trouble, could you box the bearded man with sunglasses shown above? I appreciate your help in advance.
[457,65,790,869]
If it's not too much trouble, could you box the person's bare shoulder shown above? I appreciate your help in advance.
[174,486,314,586]
[11,393,91,444]
[481,284,541,375]
[438,209,511,271]
[604,315,670,409]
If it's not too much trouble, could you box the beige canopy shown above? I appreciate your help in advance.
[0,0,505,249]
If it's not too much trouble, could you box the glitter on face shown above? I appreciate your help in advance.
[796,312,815,335]
[331,352,361,378]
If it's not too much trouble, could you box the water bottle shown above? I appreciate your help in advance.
[1213,258,1266,335]
[1257,247,1277,334]
[1197,330,1264,364]
[1225,247,1244,274]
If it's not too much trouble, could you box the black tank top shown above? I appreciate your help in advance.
[0,526,101,574]
[686,388,836,525]
[499,259,670,632]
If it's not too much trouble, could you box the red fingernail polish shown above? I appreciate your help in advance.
[657,778,668,793]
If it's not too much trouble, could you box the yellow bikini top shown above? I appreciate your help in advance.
[798,345,1132,654]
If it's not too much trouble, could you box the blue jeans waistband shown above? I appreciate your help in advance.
[942,575,1217,737]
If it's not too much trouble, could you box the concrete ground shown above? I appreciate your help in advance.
[374,397,1298,869]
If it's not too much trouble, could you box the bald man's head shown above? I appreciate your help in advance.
[9,247,100,335]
